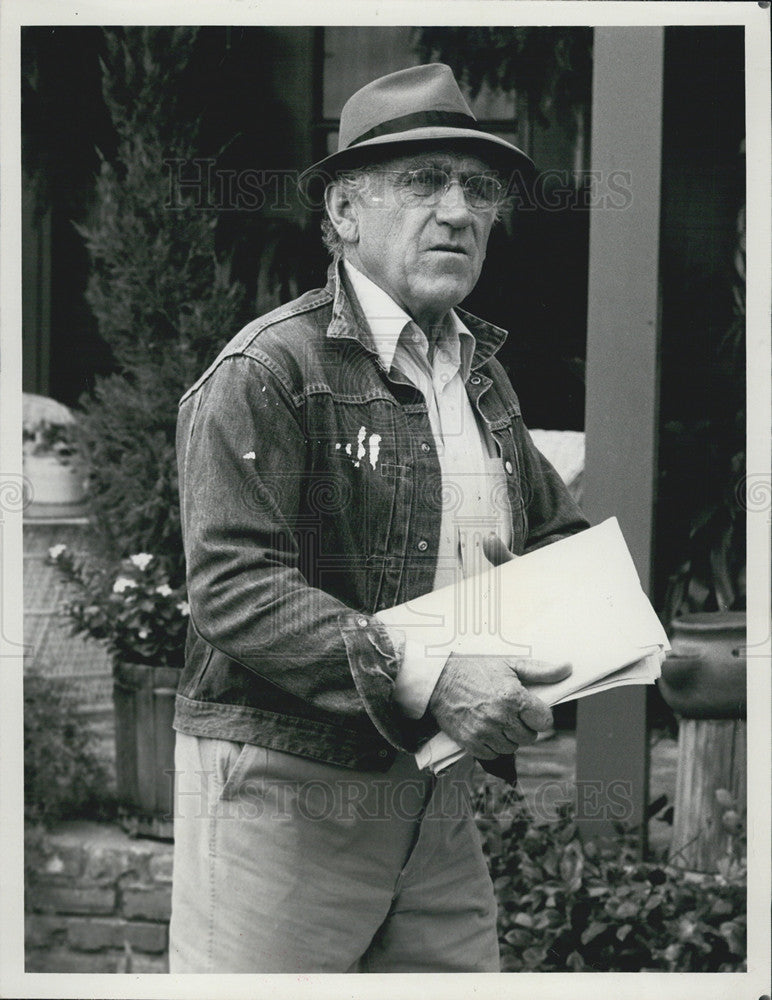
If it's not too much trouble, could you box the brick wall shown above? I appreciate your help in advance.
[25,820,172,973]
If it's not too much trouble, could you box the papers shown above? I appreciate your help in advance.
[374,518,669,773]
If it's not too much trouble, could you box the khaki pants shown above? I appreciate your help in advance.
[169,732,499,972]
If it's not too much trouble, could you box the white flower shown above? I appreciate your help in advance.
[177,601,190,617]
[138,629,149,640]
[129,553,154,571]
[113,576,139,594]
[155,584,173,597]
[48,544,67,560]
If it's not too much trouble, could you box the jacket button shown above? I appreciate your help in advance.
[378,749,389,758]
[469,375,481,385]
[357,616,368,628]
[420,441,431,453]
[417,539,428,552]
[505,460,514,474]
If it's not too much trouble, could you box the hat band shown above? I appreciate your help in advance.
[347,109,481,148]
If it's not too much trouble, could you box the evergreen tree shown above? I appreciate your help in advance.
[75,27,246,583]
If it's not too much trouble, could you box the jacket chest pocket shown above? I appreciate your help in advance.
[304,400,413,614]
[313,458,412,613]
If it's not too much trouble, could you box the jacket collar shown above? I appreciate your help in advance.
[324,258,508,372]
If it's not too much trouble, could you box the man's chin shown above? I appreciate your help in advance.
[418,272,476,306]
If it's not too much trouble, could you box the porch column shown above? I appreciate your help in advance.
[575,27,665,849]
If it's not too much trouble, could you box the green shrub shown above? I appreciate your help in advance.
[73,27,246,583]
[473,778,746,972]
[24,672,114,827]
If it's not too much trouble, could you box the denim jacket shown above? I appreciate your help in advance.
[174,261,588,770]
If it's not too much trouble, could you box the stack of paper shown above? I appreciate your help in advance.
[375,518,669,773]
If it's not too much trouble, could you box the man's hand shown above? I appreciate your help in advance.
[427,531,571,759]
[427,654,571,759]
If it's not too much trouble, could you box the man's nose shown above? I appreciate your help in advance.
[434,178,474,225]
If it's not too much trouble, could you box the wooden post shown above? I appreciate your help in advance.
[670,719,747,872]
[575,27,665,849]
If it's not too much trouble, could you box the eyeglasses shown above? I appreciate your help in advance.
[368,167,506,210]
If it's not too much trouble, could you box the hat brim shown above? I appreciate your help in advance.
[299,126,535,184]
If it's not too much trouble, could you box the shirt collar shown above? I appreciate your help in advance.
[342,260,476,380]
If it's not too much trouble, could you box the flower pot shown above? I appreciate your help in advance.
[657,611,746,719]
[24,454,87,508]
[113,661,180,838]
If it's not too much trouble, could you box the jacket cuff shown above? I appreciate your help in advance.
[338,610,429,753]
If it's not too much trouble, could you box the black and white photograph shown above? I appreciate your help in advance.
[1,2,769,997]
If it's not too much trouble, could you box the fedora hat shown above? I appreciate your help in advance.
[299,63,534,182]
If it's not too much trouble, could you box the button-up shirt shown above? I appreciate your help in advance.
[344,261,511,718]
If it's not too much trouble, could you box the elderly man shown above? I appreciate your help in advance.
[169,63,587,973]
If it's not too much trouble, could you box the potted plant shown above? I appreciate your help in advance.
[658,434,746,721]
[658,196,746,722]
[657,454,746,870]
[655,188,746,873]
[48,545,188,835]
[22,395,88,510]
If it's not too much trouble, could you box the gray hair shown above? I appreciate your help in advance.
[321,167,379,260]
[321,162,514,261]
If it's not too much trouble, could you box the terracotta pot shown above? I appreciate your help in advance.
[658,611,746,719]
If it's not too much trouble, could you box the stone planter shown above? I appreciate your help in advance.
[24,453,87,510]
[113,662,180,839]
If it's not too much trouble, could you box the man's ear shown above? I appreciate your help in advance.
[324,182,359,246]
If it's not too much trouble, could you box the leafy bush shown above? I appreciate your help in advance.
[416,27,593,129]
[473,779,746,972]
[73,360,192,583]
[24,672,114,827]
[73,27,246,583]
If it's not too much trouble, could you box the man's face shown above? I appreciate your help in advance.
[345,149,500,332]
